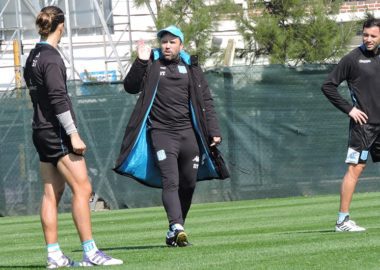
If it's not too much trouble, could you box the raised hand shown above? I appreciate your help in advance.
[137,39,151,61]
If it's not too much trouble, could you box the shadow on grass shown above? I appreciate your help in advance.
[72,244,167,253]
[280,229,336,234]
[0,266,45,269]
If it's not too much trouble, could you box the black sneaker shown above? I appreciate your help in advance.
[165,224,191,247]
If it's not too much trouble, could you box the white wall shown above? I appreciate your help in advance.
[1,0,375,90]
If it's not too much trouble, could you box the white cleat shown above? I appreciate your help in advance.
[47,254,78,268]
[79,250,123,267]
[335,216,366,232]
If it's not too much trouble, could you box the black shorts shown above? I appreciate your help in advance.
[345,122,380,164]
[32,127,73,166]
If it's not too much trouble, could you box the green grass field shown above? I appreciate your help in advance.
[1,192,380,270]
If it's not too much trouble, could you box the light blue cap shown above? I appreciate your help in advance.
[157,25,184,43]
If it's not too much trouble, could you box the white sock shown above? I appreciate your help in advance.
[337,212,349,223]
[170,223,184,232]
[82,239,99,257]
[47,243,63,260]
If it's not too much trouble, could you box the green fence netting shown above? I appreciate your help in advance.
[2,64,380,216]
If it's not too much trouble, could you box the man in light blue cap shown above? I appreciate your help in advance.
[157,25,184,44]
[115,25,228,247]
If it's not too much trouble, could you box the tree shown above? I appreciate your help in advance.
[237,0,358,65]
[133,0,241,64]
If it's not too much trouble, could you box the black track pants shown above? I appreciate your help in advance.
[150,128,200,226]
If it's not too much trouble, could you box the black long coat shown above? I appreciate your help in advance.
[114,50,229,187]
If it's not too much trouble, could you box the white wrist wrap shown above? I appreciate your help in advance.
[56,111,77,135]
